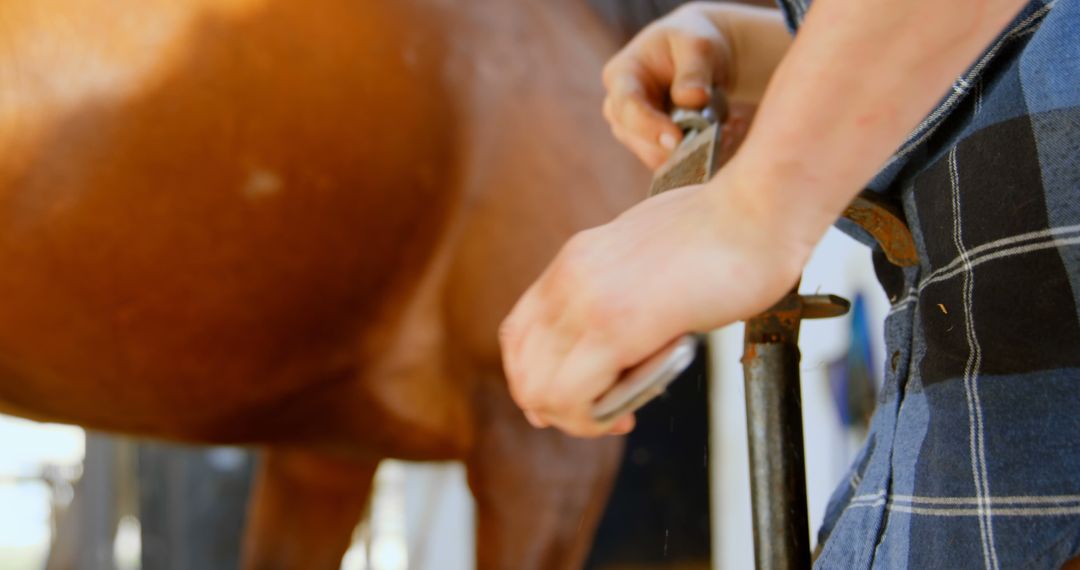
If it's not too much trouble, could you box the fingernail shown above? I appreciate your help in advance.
[524,411,546,429]
[608,415,635,435]
[659,132,678,150]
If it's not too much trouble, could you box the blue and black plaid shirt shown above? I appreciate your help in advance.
[776,0,1080,567]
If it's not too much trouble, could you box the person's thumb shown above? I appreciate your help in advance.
[669,35,716,109]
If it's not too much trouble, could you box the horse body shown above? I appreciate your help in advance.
[0,0,646,567]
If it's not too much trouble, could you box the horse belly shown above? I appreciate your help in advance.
[0,0,461,441]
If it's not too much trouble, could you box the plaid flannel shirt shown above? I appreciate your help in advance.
[774,0,1080,567]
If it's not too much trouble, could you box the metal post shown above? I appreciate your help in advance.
[742,341,811,570]
[740,293,847,570]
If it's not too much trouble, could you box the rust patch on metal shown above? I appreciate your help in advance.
[743,291,850,348]
[842,191,919,267]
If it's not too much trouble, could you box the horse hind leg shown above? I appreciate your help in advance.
[241,446,379,570]
[466,383,625,570]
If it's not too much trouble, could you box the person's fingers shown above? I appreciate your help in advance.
[603,74,682,155]
[607,414,636,436]
[526,335,624,438]
[501,233,631,436]
[506,310,580,418]
[501,281,566,429]
[668,34,716,109]
[523,410,547,429]
[610,122,670,170]
[503,256,592,422]
[498,282,542,386]
[531,409,635,437]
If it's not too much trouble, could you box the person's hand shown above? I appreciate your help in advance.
[499,168,812,437]
[601,3,733,170]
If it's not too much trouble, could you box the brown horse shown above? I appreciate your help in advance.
[0,0,649,567]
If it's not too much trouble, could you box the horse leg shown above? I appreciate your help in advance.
[241,446,378,570]
[466,382,624,570]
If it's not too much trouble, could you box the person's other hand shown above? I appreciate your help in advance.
[601,3,733,170]
[499,168,811,437]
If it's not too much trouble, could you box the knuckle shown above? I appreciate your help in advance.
[679,35,714,58]
[582,297,624,331]
[637,15,672,41]
[603,90,623,120]
[536,251,587,317]
[559,232,604,285]
[601,56,634,91]
[602,96,616,125]
[570,286,625,335]
[498,317,520,347]
[498,311,531,358]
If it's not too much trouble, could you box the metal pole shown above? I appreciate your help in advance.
[739,292,848,570]
[742,341,811,570]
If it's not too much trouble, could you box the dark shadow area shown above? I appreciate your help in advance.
[586,345,712,570]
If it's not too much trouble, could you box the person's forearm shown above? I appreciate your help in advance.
[721,0,1028,249]
[701,3,792,105]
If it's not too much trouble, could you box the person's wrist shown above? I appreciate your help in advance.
[704,150,833,270]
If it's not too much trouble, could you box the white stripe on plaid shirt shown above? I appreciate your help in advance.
[949,147,999,569]
[847,491,1080,517]
[883,224,1080,317]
